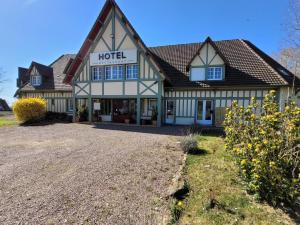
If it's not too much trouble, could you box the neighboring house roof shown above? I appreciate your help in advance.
[0,99,10,111]
[149,39,300,88]
[17,54,75,94]
[17,67,29,87]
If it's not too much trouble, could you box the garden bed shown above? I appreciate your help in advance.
[177,135,298,225]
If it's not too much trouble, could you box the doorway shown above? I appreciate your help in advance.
[197,100,213,125]
[165,100,175,124]
[112,99,137,124]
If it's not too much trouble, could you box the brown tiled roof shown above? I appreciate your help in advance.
[149,39,300,88]
[18,40,299,94]
[17,67,29,87]
[19,54,75,92]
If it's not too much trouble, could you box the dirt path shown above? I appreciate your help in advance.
[0,123,184,225]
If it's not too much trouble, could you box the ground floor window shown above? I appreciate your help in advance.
[197,100,213,123]
[166,100,174,117]
[67,99,73,112]
[165,100,175,124]
[148,99,157,111]
[93,99,112,115]
[112,99,136,124]
[92,99,112,122]
[100,99,112,115]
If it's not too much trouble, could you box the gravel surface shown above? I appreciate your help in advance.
[0,123,184,225]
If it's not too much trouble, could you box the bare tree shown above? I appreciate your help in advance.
[287,0,300,49]
[273,48,300,78]
[0,68,6,93]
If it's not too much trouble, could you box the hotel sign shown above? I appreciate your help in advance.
[90,49,137,66]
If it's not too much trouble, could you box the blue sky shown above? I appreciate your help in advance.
[0,0,289,105]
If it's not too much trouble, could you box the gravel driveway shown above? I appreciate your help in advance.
[0,123,184,225]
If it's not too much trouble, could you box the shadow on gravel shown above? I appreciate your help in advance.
[20,121,71,127]
[91,123,187,136]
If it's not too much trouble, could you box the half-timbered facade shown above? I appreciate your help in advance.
[15,0,300,127]
[15,55,75,113]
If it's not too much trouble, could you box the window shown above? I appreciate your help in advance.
[67,99,73,112]
[126,64,139,80]
[31,75,41,86]
[166,100,174,117]
[207,67,223,80]
[190,68,205,81]
[51,99,55,106]
[148,99,157,110]
[105,65,124,80]
[93,99,111,115]
[105,66,111,80]
[92,67,102,80]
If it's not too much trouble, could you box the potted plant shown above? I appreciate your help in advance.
[124,118,130,124]
[77,105,88,122]
[151,107,158,126]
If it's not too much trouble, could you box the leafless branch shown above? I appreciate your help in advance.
[0,68,7,93]
[285,0,300,49]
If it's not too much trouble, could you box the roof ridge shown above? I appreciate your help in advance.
[32,61,49,67]
[149,42,201,49]
[149,39,243,49]
[239,39,288,85]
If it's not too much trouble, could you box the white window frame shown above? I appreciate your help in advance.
[31,75,42,86]
[126,64,139,80]
[207,67,223,80]
[105,65,124,80]
[92,67,102,81]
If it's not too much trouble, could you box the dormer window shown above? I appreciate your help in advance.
[188,37,227,82]
[207,67,222,80]
[32,75,41,86]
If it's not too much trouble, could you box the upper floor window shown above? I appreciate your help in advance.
[126,64,139,80]
[92,67,102,81]
[105,65,124,80]
[190,68,205,81]
[207,67,222,80]
[31,75,41,86]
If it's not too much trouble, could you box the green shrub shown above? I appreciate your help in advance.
[180,135,199,153]
[224,90,300,206]
[13,98,46,123]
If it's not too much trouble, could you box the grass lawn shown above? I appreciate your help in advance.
[0,113,18,127]
[179,135,296,225]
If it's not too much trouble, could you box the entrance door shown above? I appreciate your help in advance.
[165,100,175,124]
[112,99,137,124]
[197,100,213,125]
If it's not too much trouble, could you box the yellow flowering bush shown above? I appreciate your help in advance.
[13,97,47,123]
[224,90,300,206]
